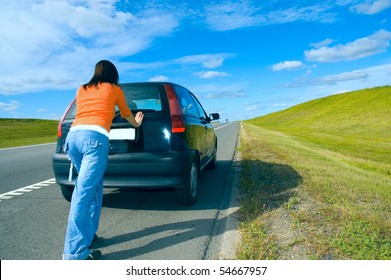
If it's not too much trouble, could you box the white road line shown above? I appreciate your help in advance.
[0,178,56,202]
[214,123,233,130]
[0,142,56,151]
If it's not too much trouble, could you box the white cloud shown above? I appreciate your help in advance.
[310,38,335,48]
[117,53,234,76]
[266,4,336,24]
[193,82,248,99]
[148,75,169,82]
[203,57,224,68]
[282,63,391,89]
[321,70,369,83]
[281,70,369,88]
[118,61,166,72]
[194,71,230,79]
[206,91,246,99]
[204,1,336,31]
[305,29,391,62]
[350,0,391,15]
[272,103,291,107]
[270,61,304,71]
[204,1,264,31]
[0,0,179,94]
[245,105,261,111]
[0,100,22,112]
[174,54,234,68]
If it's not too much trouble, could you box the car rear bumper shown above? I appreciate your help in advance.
[52,150,196,189]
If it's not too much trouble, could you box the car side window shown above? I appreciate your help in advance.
[190,93,208,120]
[174,85,199,118]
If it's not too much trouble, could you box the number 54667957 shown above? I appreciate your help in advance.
[219,266,267,276]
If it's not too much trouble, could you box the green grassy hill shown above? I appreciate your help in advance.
[0,118,58,148]
[238,86,391,259]
[247,86,391,175]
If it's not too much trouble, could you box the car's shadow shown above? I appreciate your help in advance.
[101,159,236,211]
[97,214,236,260]
[98,159,302,259]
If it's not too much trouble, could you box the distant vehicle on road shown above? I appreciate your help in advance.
[52,82,220,205]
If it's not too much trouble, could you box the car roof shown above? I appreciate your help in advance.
[120,81,182,87]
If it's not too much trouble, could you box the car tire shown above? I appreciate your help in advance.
[61,185,74,202]
[175,158,198,205]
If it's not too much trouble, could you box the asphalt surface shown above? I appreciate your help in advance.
[0,122,240,260]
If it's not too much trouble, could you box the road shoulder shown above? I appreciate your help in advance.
[204,125,242,259]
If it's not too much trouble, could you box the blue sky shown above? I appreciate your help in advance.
[0,0,390,121]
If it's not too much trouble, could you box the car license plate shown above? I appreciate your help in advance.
[109,128,136,140]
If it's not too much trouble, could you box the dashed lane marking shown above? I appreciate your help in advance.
[0,178,56,202]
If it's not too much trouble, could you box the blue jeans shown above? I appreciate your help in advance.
[62,129,109,260]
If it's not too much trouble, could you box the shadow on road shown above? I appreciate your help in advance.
[94,158,301,259]
[101,159,235,211]
[96,213,237,260]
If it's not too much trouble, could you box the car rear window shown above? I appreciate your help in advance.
[121,84,162,112]
[64,84,163,120]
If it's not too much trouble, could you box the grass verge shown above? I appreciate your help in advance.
[0,118,58,148]
[236,124,391,259]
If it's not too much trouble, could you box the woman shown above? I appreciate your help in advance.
[62,60,143,260]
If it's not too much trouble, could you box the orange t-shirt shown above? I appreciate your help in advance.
[72,83,132,132]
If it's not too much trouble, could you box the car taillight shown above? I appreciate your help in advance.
[57,99,75,137]
[165,84,185,133]
[57,118,63,137]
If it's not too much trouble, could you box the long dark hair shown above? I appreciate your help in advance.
[83,60,119,89]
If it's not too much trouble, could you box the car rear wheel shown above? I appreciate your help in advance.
[61,185,74,202]
[175,159,198,205]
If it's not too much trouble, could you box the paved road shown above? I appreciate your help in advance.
[0,122,239,260]
[0,143,56,193]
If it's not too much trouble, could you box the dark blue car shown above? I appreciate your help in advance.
[52,82,219,205]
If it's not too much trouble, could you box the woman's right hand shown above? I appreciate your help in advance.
[134,112,144,127]
[125,112,144,128]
